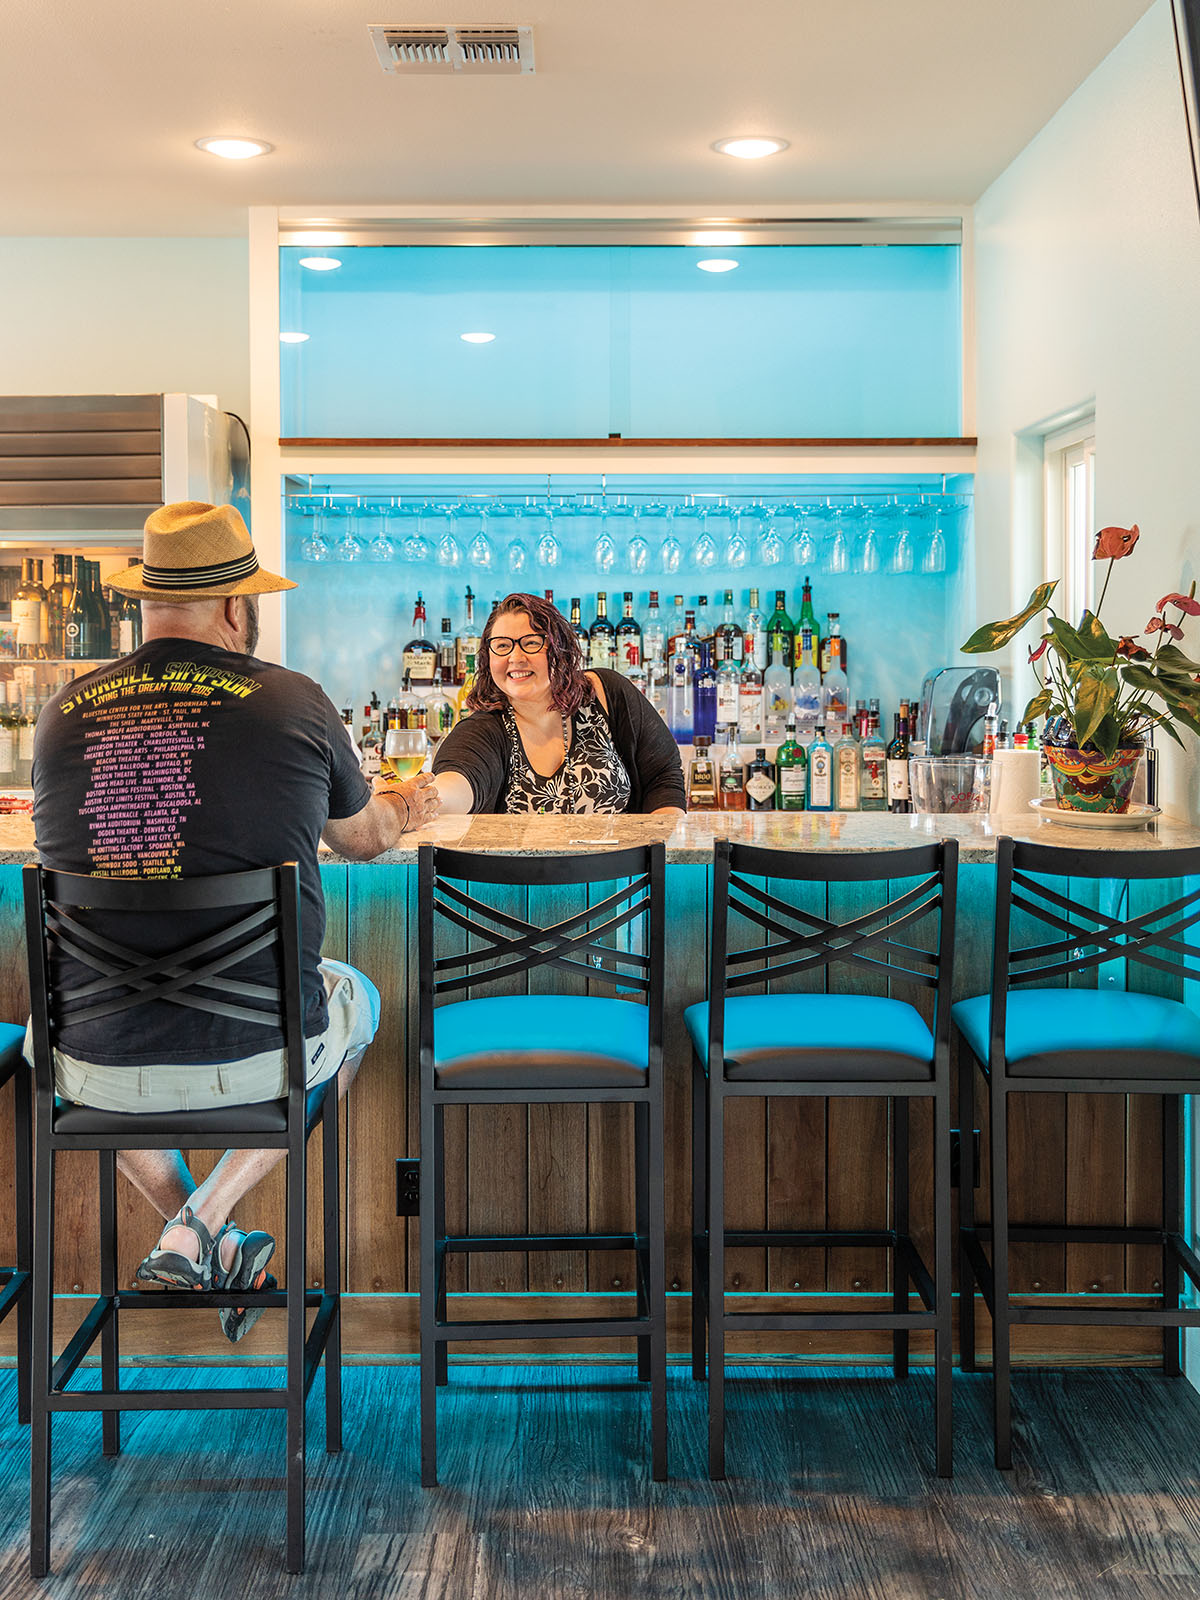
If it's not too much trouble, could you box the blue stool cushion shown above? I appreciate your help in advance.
[0,1021,26,1086]
[684,995,935,1082]
[434,994,649,1089]
[952,988,1200,1078]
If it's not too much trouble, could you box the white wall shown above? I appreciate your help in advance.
[0,237,249,421]
[974,0,1200,820]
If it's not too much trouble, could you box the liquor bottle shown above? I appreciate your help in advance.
[819,609,847,677]
[715,641,740,727]
[544,589,555,609]
[737,653,764,743]
[438,617,456,682]
[807,723,834,812]
[47,554,73,657]
[63,556,94,660]
[775,719,807,811]
[982,702,998,758]
[793,624,822,746]
[797,576,819,662]
[667,633,694,743]
[860,711,887,811]
[763,636,793,743]
[718,724,746,810]
[455,587,479,684]
[666,594,687,659]
[13,559,45,659]
[854,700,869,740]
[765,589,795,672]
[821,629,850,733]
[456,652,477,719]
[713,590,744,663]
[687,736,718,811]
[569,598,589,658]
[642,591,665,676]
[743,587,764,671]
[886,711,911,813]
[396,669,421,730]
[616,591,642,673]
[589,592,616,670]
[834,723,861,811]
[745,748,776,812]
[403,593,437,686]
[695,594,712,656]
[360,701,382,780]
[693,646,717,743]
[91,563,111,656]
[115,582,142,655]
[0,690,14,787]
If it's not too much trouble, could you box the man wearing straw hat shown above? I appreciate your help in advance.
[31,500,439,1340]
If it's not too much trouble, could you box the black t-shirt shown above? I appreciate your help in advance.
[32,638,370,1065]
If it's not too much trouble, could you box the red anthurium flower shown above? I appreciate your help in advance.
[1092,523,1140,559]
[1146,616,1184,640]
[1115,636,1150,660]
[1156,591,1200,615]
[1028,639,1048,664]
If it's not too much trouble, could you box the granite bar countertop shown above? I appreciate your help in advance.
[5,810,1200,868]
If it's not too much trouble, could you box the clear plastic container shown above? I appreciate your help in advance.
[908,756,991,814]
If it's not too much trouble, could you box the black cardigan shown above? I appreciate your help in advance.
[431,668,686,814]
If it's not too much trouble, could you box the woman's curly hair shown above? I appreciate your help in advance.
[466,593,596,718]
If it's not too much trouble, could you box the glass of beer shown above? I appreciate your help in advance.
[382,725,428,782]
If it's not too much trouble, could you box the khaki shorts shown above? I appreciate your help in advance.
[27,959,381,1114]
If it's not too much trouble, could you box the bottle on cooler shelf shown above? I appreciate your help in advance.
[715,641,740,728]
[667,632,694,743]
[13,559,45,659]
[807,722,834,812]
[588,592,616,670]
[91,564,110,653]
[763,635,793,743]
[36,559,51,647]
[886,710,911,813]
[792,624,822,746]
[745,748,776,812]
[15,701,35,788]
[0,688,15,787]
[834,721,861,811]
[713,590,744,663]
[616,591,642,673]
[718,724,746,810]
[860,710,888,811]
[765,589,795,673]
[737,651,764,744]
[63,556,95,660]
[743,586,764,671]
[775,719,807,811]
[47,555,73,658]
[687,736,718,811]
[403,593,437,686]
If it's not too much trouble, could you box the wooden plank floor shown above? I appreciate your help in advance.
[1,1363,1200,1599]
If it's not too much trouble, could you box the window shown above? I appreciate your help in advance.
[1043,416,1095,621]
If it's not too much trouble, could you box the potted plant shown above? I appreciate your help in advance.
[961,524,1200,813]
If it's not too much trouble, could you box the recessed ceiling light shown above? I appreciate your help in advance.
[298,256,342,272]
[195,136,274,160]
[697,258,739,273]
[279,331,310,344]
[460,332,496,344]
[711,136,789,160]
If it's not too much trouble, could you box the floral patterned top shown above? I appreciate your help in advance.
[502,699,632,814]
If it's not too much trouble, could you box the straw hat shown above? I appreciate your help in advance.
[107,501,296,602]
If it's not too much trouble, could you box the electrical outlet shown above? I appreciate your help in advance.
[395,1157,420,1216]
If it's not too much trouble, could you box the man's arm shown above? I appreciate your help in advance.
[321,772,441,860]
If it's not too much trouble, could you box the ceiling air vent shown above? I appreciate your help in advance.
[369,24,535,75]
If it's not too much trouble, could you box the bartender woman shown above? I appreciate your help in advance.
[432,593,686,815]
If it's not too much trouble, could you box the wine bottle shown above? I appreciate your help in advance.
[13,559,44,660]
[63,556,91,660]
[765,589,795,672]
[886,711,911,813]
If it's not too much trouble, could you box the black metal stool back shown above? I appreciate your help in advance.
[22,862,342,1576]
[0,1033,31,1427]
[416,841,668,1485]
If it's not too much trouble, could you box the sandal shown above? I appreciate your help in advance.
[134,1205,217,1290]
[212,1222,276,1344]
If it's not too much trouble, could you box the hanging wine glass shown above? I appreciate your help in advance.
[660,533,683,574]
[367,515,396,563]
[593,528,617,575]
[402,502,432,564]
[793,506,819,568]
[299,505,330,563]
[726,526,750,569]
[637,500,671,570]
[888,504,916,573]
[436,521,463,568]
[627,524,651,575]
[820,502,849,576]
[759,517,785,567]
[534,504,562,571]
[851,505,881,575]
[690,530,718,570]
[331,507,365,562]
[921,499,948,573]
[736,502,768,563]
[703,499,733,562]
[506,535,529,576]
[468,528,496,572]
[670,501,704,573]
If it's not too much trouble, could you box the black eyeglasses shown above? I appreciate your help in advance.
[487,633,547,657]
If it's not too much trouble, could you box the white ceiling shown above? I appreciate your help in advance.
[0,0,1158,236]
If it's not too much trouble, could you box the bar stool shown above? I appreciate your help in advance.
[0,1025,31,1424]
[23,863,343,1576]
[953,836,1200,1470]
[689,837,958,1479]
[417,841,667,1486]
